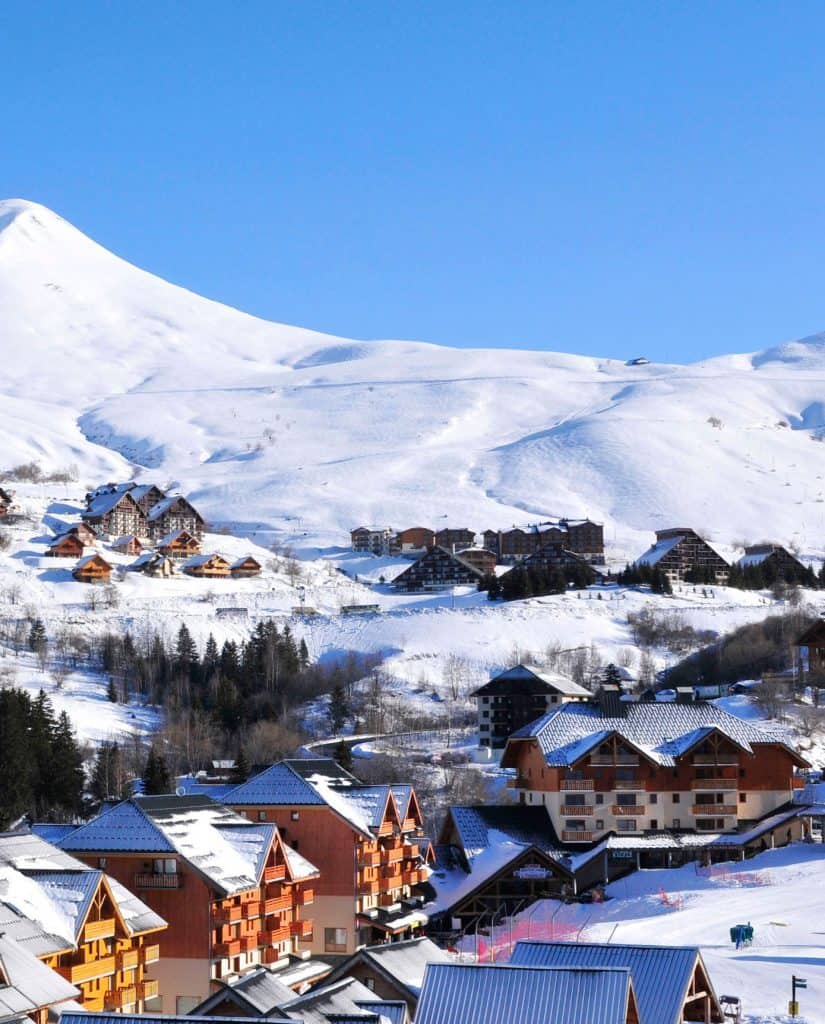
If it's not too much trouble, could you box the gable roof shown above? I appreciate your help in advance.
[0,933,79,1015]
[505,700,799,768]
[509,942,721,1024]
[184,553,229,569]
[224,762,330,808]
[191,966,297,1016]
[281,977,394,1024]
[148,495,204,523]
[61,1015,294,1024]
[447,805,568,864]
[323,938,451,1001]
[74,554,112,571]
[84,490,143,520]
[471,664,591,698]
[157,529,198,547]
[415,963,635,1024]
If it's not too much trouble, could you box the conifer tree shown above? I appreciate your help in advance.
[142,745,172,795]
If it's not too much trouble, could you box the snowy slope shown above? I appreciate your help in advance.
[3,199,825,561]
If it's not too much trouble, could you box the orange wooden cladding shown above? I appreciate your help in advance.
[140,943,160,964]
[214,939,241,958]
[213,904,242,924]
[103,986,137,1009]
[258,925,290,944]
[264,893,292,914]
[115,949,139,971]
[58,956,116,985]
[692,804,737,815]
[290,919,312,938]
[359,850,381,867]
[137,979,159,1000]
[84,917,116,940]
[264,863,286,882]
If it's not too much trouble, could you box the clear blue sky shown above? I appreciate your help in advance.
[4,1,825,362]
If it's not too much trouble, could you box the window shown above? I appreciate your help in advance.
[595,819,605,831]
[650,819,658,829]
[550,695,558,704]
[364,977,376,992]
[739,792,746,803]
[617,819,637,831]
[291,811,300,821]
[480,723,489,732]
[325,927,347,953]
[566,794,585,806]
[672,818,681,828]
[616,793,637,806]
[616,767,635,781]
[98,857,107,868]
[649,793,658,804]
[565,820,587,831]
[258,811,267,821]
[292,840,300,851]
[672,793,680,803]
[482,711,489,719]
[595,793,604,805]
[153,858,177,874]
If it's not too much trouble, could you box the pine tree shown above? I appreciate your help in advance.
[204,633,219,672]
[328,683,349,734]
[91,741,125,803]
[107,675,118,702]
[298,638,310,671]
[232,748,250,783]
[175,623,199,677]
[49,712,84,818]
[142,745,172,795]
[603,663,622,687]
[334,739,353,773]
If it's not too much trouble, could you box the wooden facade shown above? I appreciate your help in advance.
[484,520,605,564]
[433,528,476,551]
[230,556,262,578]
[130,552,176,577]
[72,554,113,584]
[158,530,201,560]
[148,496,205,540]
[112,535,144,556]
[797,619,825,676]
[636,528,729,584]
[183,554,231,578]
[391,547,482,592]
[454,547,497,575]
[390,527,435,556]
[83,491,147,539]
[47,533,85,558]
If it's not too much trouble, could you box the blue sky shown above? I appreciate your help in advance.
[4,2,825,362]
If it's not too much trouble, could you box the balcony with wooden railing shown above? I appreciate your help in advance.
[213,904,242,925]
[84,918,116,941]
[140,944,160,965]
[376,821,394,837]
[591,754,639,766]
[384,846,404,864]
[691,778,738,790]
[561,830,593,843]
[403,843,420,859]
[692,753,739,765]
[611,804,645,816]
[242,900,262,919]
[359,850,381,868]
[290,919,312,939]
[264,893,292,915]
[299,887,314,905]
[380,892,401,908]
[137,979,159,1001]
[116,949,139,971]
[402,868,421,885]
[58,956,116,985]
[692,804,737,815]
[560,805,593,816]
[103,986,137,1009]
[239,934,258,953]
[213,939,241,958]
[613,780,642,791]
[358,879,380,896]
[401,817,416,833]
[134,872,181,890]
[264,863,286,883]
[562,778,594,791]
[258,925,290,945]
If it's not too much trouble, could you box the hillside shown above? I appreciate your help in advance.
[3,198,825,562]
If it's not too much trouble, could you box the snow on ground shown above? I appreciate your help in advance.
[486,844,825,1023]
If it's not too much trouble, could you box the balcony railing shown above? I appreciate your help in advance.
[358,879,380,896]
[264,894,292,915]
[264,863,286,883]
[137,979,159,1001]
[691,779,738,790]
[561,778,594,791]
[214,940,241,958]
[240,934,258,953]
[402,869,422,885]
[84,917,116,941]
[213,905,242,925]
[693,754,739,765]
[140,944,160,965]
[590,754,639,766]
[258,926,290,945]
[299,887,314,905]
[58,955,116,985]
[692,804,737,815]
[134,873,181,890]
[359,850,381,868]
[116,949,139,971]
[384,846,404,863]
[560,805,593,816]
[104,986,137,1009]
[611,805,645,816]
[561,830,593,843]
[290,919,312,939]
[613,780,642,791]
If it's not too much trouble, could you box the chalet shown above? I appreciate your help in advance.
[72,553,113,584]
[501,696,807,847]
[351,527,394,556]
[415,962,640,1024]
[427,805,574,936]
[452,547,496,575]
[735,544,812,585]
[0,830,166,1013]
[509,941,724,1024]
[70,522,98,545]
[797,619,825,676]
[148,495,205,540]
[223,759,430,955]
[315,937,450,1016]
[112,534,144,556]
[433,528,476,551]
[130,552,176,578]
[496,543,595,596]
[190,964,334,1015]
[634,528,728,584]
[183,553,231,578]
[0,934,79,1024]
[391,547,482,592]
[231,556,262,579]
[0,486,13,516]
[83,490,147,538]
[57,795,318,1010]
[158,529,201,561]
[390,528,435,558]
[46,532,86,558]
[471,664,591,753]
[129,483,167,515]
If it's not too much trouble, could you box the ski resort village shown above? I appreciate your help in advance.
[5,197,825,1024]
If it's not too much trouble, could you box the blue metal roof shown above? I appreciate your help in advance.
[60,1014,294,1024]
[59,801,174,853]
[510,942,710,1024]
[29,824,78,845]
[223,762,328,806]
[355,1001,406,1024]
[415,963,633,1024]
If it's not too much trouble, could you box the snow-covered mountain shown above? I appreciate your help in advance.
[3,197,825,560]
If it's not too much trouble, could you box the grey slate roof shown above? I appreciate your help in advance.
[84,491,137,519]
[61,1015,294,1024]
[282,977,395,1024]
[353,938,452,998]
[191,966,296,1015]
[0,934,78,1016]
[510,942,716,1024]
[105,875,167,935]
[449,805,568,864]
[509,700,795,767]
[0,832,89,872]
[415,963,634,1024]
[471,664,592,699]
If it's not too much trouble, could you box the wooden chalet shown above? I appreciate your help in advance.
[230,556,262,578]
[224,759,430,956]
[0,831,166,1014]
[351,526,394,556]
[130,552,176,578]
[391,546,482,592]
[183,553,231,578]
[634,528,729,584]
[148,495,205,540]
[46,532,86,558]
[58,795,318,1010]
[433,528,476,551]
[112,534,144,556]
[158,529,201,561]
[71,522,98,545]
[83,490,147,539]
[797,619,825,676]
[509,941,723,1024]
[129,483,167,515]
[390,527,435,557]
[0,486,13,516]
[72,553,113,584]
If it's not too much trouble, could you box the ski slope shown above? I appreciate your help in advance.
[3,198,825,562]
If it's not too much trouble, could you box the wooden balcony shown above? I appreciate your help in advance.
[376,821,394,837]
[58,955,115,985]
[611,805,645,816]
[299,887,314,905]
[84,917,116,941]
[560,805,593,816]
[359,850,381,868]
[116,949,139,971]
[384,846,404,863]
[562,778,594,791]
[358,879,380,896]
[214,940,241,958]
[264,894,292,915]
[137,979,159,1001]
[140,944,160,965]
[380,892,401,908]
[590,754,639,766]
[691,779,737,790]
[104,986,137,1009]
[262,946,283,964]
[258,925,290,945]
[383,871,403,887]
[693,754,739,765]
[403,843,420,859]
[134,872,181,890]
[264,863,286,883]
[290,919,312,939]
[213,904,242,925]
[614,780,642,791]
[402,869,421,885]
[562,830,593,843]
[243,900,262,919]
[239,934,258,952]
[401,817,416,833]
[692,804,737,815]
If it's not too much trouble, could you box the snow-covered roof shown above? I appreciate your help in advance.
[230,555,261,569]
[148,495,202,522]
[59,797,277,897]
[473,664,591,698]
[0,832,89,873]
[192,966,296,1016]
[284,843,320,882]
[510,942,716,1024]
[84,490,138,519]
[156,529,196,547]
[281,976,395,1024]
[633,533,684,567]
[74,553,111,570]
[184,553,228,568]
[508,701,797,768]
[415,963,635,1024]
[224,762,330,807]
[0,933,79,1015]
[352,937,452,998]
